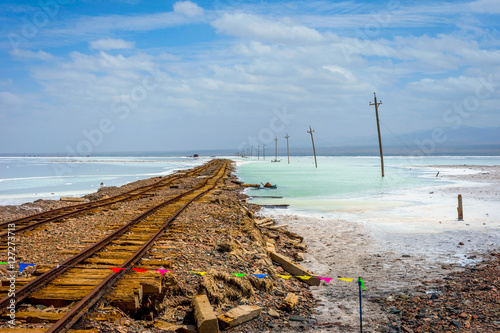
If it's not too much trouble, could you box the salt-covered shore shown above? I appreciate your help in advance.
[261,164,500,331]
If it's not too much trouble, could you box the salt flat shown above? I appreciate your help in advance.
[262,164,500,332]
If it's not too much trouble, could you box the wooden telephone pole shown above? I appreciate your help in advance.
[307,126,318,168]
[272,137,280,162]
[263,144,265,160]
[284,133,290,164]
[257,145,260,160]
[370,92,384,177]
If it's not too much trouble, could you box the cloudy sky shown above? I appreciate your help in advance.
[0,0,499,154]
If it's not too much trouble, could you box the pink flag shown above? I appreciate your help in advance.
[156,269,172,276]
[317,277,333,283]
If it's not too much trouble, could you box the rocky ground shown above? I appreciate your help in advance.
[0,162,499,332]
[263,164,500,332]
[0,161,318,332]
[377,252,500,333]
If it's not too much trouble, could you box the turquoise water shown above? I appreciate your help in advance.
[236,156,500,213]
[2,155,499,209]
[0,157,207,205]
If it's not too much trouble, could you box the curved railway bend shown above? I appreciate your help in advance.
[0,159,318,333]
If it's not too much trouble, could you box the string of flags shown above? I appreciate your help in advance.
[0,262,366,289]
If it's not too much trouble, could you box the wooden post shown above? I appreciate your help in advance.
[272,137,280,162]
[370,93,384,177]
[257,145,260,160]
[274,137,278,161]
[457,194,463,220]
[307,126,318,168]
[285,133,290,164]
[263,144,265,160]
[193,295,219,333]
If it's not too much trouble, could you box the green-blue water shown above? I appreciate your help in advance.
[236,155,500,213]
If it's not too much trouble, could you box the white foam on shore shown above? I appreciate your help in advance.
[247,162,500,330]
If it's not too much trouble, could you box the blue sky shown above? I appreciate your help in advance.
[0,0,499,154]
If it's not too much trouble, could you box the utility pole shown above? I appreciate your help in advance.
[250,146,253,158]
[257,145,260,160]
[285,133,290,164]
[370,92,384,177]
[263,144,265,160]
[273,137,279,162]
[307,125,318,168]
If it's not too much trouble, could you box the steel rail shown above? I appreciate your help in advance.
[46,160,229,332]
[0,161,216,240]
[0,160,227,315]
[0,160,214,227]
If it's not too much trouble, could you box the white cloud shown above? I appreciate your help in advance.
[212,12,324,44]
[89,38,135,50]
[173,1,204,17]
[67,51,155,72]
[0,91,25,106]
[9,49,55,61]
[42,11,202,43]
[468,0,500,13]
[3,2,500,153]
[323,66,356,82]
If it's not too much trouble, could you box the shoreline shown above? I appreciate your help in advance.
[257,164,500,331]
[0,160,319,332]
[1,161,499,331]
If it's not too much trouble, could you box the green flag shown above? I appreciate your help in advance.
[358,277,366,290]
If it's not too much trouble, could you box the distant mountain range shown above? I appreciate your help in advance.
[2,127,498,157]
[314,126,500,156]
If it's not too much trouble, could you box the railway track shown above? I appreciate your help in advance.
[0,160,218,242]
[0,159,230,332]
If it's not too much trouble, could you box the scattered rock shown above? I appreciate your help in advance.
[293,252,305,261]
[281,293,299,311]
[268,309,280,318]
[217,305,262,330]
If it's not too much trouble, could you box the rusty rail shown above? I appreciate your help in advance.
[47,160,229,332]
[0,160,217,240]
[0,159,228,328]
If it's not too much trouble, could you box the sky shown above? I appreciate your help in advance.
[0,0,499,155]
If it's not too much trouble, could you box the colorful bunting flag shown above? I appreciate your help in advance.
[318,277,333,283]
[253,274,267,279]
[18,263,36,273]
[109,268,126,273]
[9,260,364,287]
[132,268,148,273]
[358,277,366,290]
[156,269,172,276]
